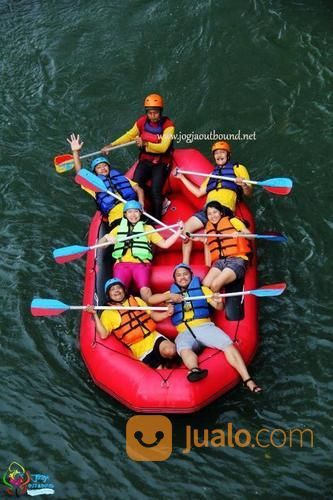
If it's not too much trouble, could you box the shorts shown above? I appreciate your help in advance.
[193,209,208,225]
[213,257,247,281]
[141,335,167,368]
[175,322,233,354]
[113,262,151,290]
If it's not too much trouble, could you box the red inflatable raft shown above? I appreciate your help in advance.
[79,149,258,413]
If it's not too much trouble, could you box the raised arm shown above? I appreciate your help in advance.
[66,133,84,173]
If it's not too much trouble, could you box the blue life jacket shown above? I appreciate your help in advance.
[95,169,137,216]
[170,276,210,326]
[143,117,165,136]
[206,162,241,195]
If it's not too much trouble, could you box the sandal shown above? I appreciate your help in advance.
[187,367,208,383]
[243,377,263,394]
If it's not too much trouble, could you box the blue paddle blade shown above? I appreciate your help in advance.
[255,233,288,243]
[31,298,70,316]
[258,177,293,188]
[53,245,89,264]
[252,283,286,297]
[75,168,107,193]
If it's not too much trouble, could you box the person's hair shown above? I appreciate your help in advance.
[205,201,234,219]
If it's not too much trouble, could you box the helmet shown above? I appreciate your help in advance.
[173,263,193,278]
[104,278,125,295]
[211,141,231,154]
[144,93,164,109]
[123,200,143,212]
[91,156,110,171]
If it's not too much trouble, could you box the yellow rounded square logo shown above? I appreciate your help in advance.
[126,415,172,461]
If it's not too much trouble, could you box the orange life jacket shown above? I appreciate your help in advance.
[112,296,157,346]
[205,216,251,262]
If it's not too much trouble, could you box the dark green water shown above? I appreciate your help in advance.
[1,0,332,498]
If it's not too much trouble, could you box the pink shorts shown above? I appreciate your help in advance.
[113,262,151,290]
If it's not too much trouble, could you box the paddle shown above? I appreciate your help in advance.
[186,231,288,243]
[53,223,181,264]
[183,283,287,301]
[31,299,168,317]
[54,140,136,173]
[75,169,186,239]
[175,168,293,196]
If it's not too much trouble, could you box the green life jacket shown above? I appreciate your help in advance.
[112,219,153,262]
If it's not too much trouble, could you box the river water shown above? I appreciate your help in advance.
[0,0,332,498]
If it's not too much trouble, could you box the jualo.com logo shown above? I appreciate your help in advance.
[126,416,314,461]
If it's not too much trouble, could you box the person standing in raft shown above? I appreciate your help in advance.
[87,278,176,369]
[101,94,175,221]
[198,201,251,292]
[67,134,144,228]
[174,141,252,264]
[149,263,262,391]
[98,200,183,302]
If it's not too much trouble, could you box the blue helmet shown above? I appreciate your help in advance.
[173,263,192,278]
[91,156,110,172]
[123,200,143,212]
[104,278,125,296]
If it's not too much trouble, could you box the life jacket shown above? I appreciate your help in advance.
[205,217,252,262]
[206,162,242,196]
[95,169,137,216]
[136,115,174,164]
[112,219,153,262]
[112,296,156,346]
[170,276,210,326]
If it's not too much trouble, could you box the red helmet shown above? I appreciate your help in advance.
[144,93,164,109]
[211,141,231,154]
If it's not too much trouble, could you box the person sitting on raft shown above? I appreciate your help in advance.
[196,200,252,292]
[67,133,144,228]
[173,140,252,264]
[87,278,176,369]
[98,200,183,303]
[148,263,262,391]
[101,93,174,221]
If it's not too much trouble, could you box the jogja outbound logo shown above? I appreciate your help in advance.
[2,462,55,497]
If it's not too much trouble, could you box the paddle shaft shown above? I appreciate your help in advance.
[71,305,168,311]
[189,232,254,239]
[76,168,186,239]
[103,186,186,240]
[61,141,137,165]
[89,223,181,251]
[176,168,257,186]
[183,290,253,301]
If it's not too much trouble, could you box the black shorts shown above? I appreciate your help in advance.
[142,336,166,369]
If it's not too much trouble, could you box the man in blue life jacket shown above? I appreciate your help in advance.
[149,263,262,391]
[67,133,144,228]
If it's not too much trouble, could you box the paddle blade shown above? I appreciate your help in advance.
[252,283,287,297]
[31,299,70,316]
[53,245,89,264]
[75,169,107,193]
[259,178,293,196]
[257,232,288,243]
[54,154,74,173]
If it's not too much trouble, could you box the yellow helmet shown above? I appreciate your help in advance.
[144,93,164,108]
[211,141,231,154]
